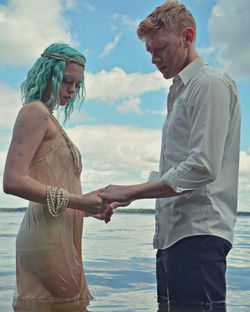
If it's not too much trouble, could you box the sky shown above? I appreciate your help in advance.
[0,0,249,211]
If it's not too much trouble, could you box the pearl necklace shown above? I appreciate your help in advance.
[50,114,82,176]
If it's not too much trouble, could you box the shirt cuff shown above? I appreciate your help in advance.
[160,167,195,193]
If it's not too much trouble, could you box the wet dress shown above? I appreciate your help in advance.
[13,114,92,307]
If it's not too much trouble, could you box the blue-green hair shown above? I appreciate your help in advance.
[21,43,86,121]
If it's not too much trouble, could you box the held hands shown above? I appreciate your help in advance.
[88,199,132,223]
[82,189,113,223]
[88,204,113,223]
[83,185,133,224]
[98,185,133,219]
[80,189,107,214]
[98,184,133,203]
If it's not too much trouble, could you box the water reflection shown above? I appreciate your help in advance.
[0,213,249,312]
[158,302,227,312]
[13,297,90,312]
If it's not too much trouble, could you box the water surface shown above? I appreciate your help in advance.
[0,211,249,311]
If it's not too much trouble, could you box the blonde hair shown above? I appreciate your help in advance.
[137,0,196,39]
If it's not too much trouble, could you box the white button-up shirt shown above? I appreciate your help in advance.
[151,57,241,249]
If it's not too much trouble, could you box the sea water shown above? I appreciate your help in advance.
[0,211,250,311]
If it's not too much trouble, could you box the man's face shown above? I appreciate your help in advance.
[145,27,188,79]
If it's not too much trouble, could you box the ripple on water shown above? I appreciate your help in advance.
[0,213,249,312]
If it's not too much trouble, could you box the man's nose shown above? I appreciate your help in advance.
[152,54,161,65]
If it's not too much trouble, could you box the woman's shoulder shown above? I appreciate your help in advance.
[20,101,50,113]
[13,101,51,133]
[17,101,50,121]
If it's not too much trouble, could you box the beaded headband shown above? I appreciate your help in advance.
[41,52,85,67]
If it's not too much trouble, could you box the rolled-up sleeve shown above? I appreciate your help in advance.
[161,75,232,193]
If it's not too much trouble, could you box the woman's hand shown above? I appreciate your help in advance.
[86,200,132,223]
[78,186,133,221]
[78,190,108,215]
[87,205,114,223]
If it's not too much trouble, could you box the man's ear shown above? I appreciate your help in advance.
[183,27,195,47]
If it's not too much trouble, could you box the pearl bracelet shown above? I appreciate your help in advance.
[46,185,69,217]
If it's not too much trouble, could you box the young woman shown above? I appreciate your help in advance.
[3,43,110,307]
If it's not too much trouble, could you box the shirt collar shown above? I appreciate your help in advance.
[176,56,207,86]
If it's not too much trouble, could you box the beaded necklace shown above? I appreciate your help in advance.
[50,114,82,176]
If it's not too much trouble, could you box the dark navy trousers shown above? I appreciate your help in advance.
[156,235,232,306]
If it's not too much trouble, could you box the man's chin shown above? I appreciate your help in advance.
[162,71,174,79]
[162,72,170,79]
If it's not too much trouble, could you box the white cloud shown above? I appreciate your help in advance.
[71,125,161,167]
[68,126,250,211]
[112,13,139,31]
[193,0,211,4]
[68,108,96,124]
[82,0,95,12]
[0,68,169,133]
[0,0,76,66]
[67,126,250,198]
[117,97,142,114]
[239,151,250,193]
[66,124,161,190]
[238,151,250,212]
[63,0,77,10]
[0,151,7,176]
[1,121,250,211]
[85,67,170,103]
[197,46,216,59]
[0,85,21,128]
[99,33,121,58]
[208,0,250,79]
[145,107,167,116]
[0,123,161,208]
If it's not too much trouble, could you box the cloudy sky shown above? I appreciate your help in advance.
[0,0,249,211]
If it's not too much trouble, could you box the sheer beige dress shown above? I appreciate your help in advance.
[13,114,92,307]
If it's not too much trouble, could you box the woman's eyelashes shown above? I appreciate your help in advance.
[62,76,82,89]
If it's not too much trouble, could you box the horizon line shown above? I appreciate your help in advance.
[0,207,249,216]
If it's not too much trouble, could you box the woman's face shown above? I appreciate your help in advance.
[59,63,84,106]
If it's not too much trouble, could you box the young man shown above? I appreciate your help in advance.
[100,0,240,307]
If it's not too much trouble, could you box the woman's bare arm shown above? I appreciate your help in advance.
[3,102,104,214]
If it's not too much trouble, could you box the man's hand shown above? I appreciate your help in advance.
[98,184,134,203]
[108,201,132,209]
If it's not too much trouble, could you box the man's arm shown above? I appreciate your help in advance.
[160,75,232,193]
[99,179,185,203]
[100,75,233,204]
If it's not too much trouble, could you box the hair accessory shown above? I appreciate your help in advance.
[41,52,85,67]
